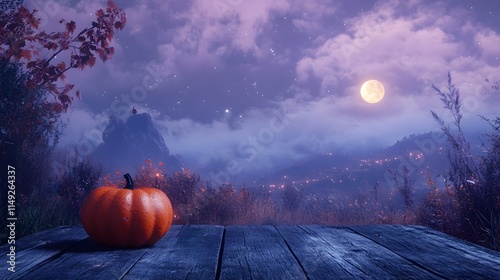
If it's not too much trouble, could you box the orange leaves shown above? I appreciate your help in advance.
[96,9,105,18]
[0,1,126,112]
[13,49,31,61]
[105,30,114,43]
[88,56,96,68]
[114,21,124,30]
[53,103,64,114]
[56,61,65,71]
[5,39,26,59]
[15,6,31,22]
[107,0,118,9]
[65,20,76,34]
[26,10,40,29]
[21,49,31,60]
[94,48,105,60]
[106,47,115,60]
[44,42,58,51]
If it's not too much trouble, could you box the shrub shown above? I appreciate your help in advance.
[17,190,78,238]
[430,73,500,250]
[282,185,303,212]
[417,174,460,237]
[56,156,102,220]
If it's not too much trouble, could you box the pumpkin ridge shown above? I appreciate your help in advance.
[82,187,117,245]
[109,188,134,247]
[145,189,173,246]
[128,188,152,247]
[147,190,164,245]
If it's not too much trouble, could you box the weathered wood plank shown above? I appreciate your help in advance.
[0,226,88,279]
[3,224,499,279]
[0,226,85,252]
[351,225,500,279]
[8,227,156,280]
[407,225,500,267]
[276,225,441,279]
[123,225,223,280]
[220,225,307,280]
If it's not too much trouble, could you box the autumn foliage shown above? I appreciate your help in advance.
[0,0,126,112]
[0,1,126,239]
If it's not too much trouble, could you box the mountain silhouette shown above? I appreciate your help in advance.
[93,113,183,174]
[256,131,461,195]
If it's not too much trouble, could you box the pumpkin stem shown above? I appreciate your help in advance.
[124,173,134,190]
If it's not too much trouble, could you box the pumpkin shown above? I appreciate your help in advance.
[80,173,173,248]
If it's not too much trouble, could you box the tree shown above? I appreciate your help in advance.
[0,1,126,233]
[0,0,23,13]
[1,0,126,112]
[0,61,60,195]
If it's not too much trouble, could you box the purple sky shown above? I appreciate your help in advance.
[25,0,500,177]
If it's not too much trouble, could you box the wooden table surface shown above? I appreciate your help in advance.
[1,224,499,279]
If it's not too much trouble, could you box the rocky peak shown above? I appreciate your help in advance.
[93,113,182,174]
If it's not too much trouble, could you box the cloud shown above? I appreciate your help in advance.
[152,88,443,177]
[57,108,108,155]
[46,0,500,182]
[300,2,495,91]
[288,1,340,33]
[475,31,500,62]
[59,81,492,183]
[295,1,467,97]
[132,0,292,65]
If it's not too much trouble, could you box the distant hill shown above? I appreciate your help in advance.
[256,131,462,196]
[92,113,183,174]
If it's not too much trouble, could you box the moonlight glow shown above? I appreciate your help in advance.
[360,80,385,103]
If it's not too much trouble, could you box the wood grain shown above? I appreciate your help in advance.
[1,225,499,280]
[351,225,500,279]
[220,225,307,279]
[276,225,441,279]
[124,225,223,280]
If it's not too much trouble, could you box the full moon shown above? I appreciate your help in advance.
[360,80,385,103]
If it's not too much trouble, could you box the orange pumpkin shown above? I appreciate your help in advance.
[80,173,173,248]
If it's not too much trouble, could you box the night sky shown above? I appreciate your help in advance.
[25,0,500,177]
